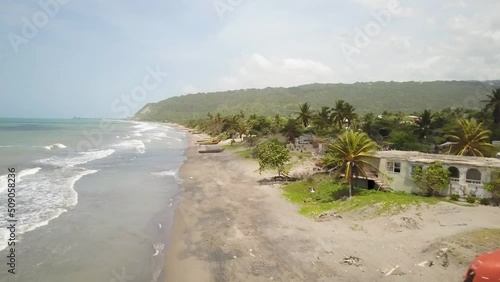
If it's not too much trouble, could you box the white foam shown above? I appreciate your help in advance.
[0,168,98,251]
[44,143,67,150]
[0,167,42,194]
[152,243,164,256]
[38,149,115,167]
[113,140,146,154]
[151,170,182,184]
[133,122,159,132]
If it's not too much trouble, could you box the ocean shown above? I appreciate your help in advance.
[0,118,187,282]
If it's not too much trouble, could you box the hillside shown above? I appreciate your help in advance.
[134,81,500,122]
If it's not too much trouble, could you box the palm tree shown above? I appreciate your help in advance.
[447,118,493,157]
[323,130,379,198]
[414,109,434,140]
[483,88,500,125]
[331,100,346,130]
[281,119,303,144]
[343,103,357,128]
[297,102,313,127]
[312,106,332,132]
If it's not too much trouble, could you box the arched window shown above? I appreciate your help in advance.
[466,169,481,184]
[448,167,459,182]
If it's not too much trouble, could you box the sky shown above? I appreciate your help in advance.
[0,0,499,118]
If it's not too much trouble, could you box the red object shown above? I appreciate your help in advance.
[464,250,500,282]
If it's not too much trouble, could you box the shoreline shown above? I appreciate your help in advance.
[164,130,500,282]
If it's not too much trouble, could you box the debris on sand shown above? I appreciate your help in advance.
[400,216,420,229]
[342,256,362,266]
[316,212,342,222]
[436,248,449,267]
[417,260,434,267]
[385,265,405,276]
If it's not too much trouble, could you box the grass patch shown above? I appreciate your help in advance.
[222,144,244,150]
[282,176,441,218]
[235,149,254,159]
[222,144,256,159]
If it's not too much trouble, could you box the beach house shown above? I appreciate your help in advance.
[354,151,500,198]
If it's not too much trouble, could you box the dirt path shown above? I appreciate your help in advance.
[165,134,500,282]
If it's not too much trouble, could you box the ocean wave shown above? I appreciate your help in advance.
[43,143,67,150]
[113,140,146,154]
[0,168,98,251]
[151,170,182,184]
[0,167,98,250]
[38,149,115,167]
[0,167,42,194]
[132,122,159,132]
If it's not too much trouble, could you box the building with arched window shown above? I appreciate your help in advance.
[355,151,500,198]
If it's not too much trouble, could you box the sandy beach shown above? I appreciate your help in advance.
[165,132,500,282]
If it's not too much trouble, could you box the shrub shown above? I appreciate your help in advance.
[485,171,500,206]
[466,195,478,204]
[412,162,451,197]
[449,194,460,201]
[479,198,490,206]
[255,139,291,176]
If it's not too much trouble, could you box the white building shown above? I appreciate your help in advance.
[357,151,500,198]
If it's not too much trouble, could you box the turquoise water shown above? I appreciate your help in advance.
[0,118,187,282]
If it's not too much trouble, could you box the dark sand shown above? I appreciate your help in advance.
[165,132,500,282]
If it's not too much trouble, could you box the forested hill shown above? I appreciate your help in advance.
[134,80,500,122]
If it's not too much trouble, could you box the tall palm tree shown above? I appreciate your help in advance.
[296,102,313,127]
[483,88,500,125]
[281,119,303,144]
[312,106,332,132]
[343,103,357,128]
[447,118,493,157]
[414,109,434,140]
[331,100,346,130]
[323,130,379,198]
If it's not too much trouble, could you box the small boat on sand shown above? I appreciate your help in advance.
[198,139,221,145]
[198,148,225,154]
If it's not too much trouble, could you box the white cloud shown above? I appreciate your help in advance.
[215,53,335,91]
[181,85,199,94]
[352,0,413,17]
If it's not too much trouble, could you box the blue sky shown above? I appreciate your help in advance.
[0,0,499,118]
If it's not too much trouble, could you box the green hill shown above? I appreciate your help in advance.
[134,80,500,122]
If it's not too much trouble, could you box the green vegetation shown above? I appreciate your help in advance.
[485,170,500,206]
[412,162,451,197]
[321,130,379,197]
[158,85,500,216]
[282,176,440,217]
[255,140,291,176]
[449,194,460,201]
[134,81,499,122]
[466,195,478,204]
[447,118,494,157]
